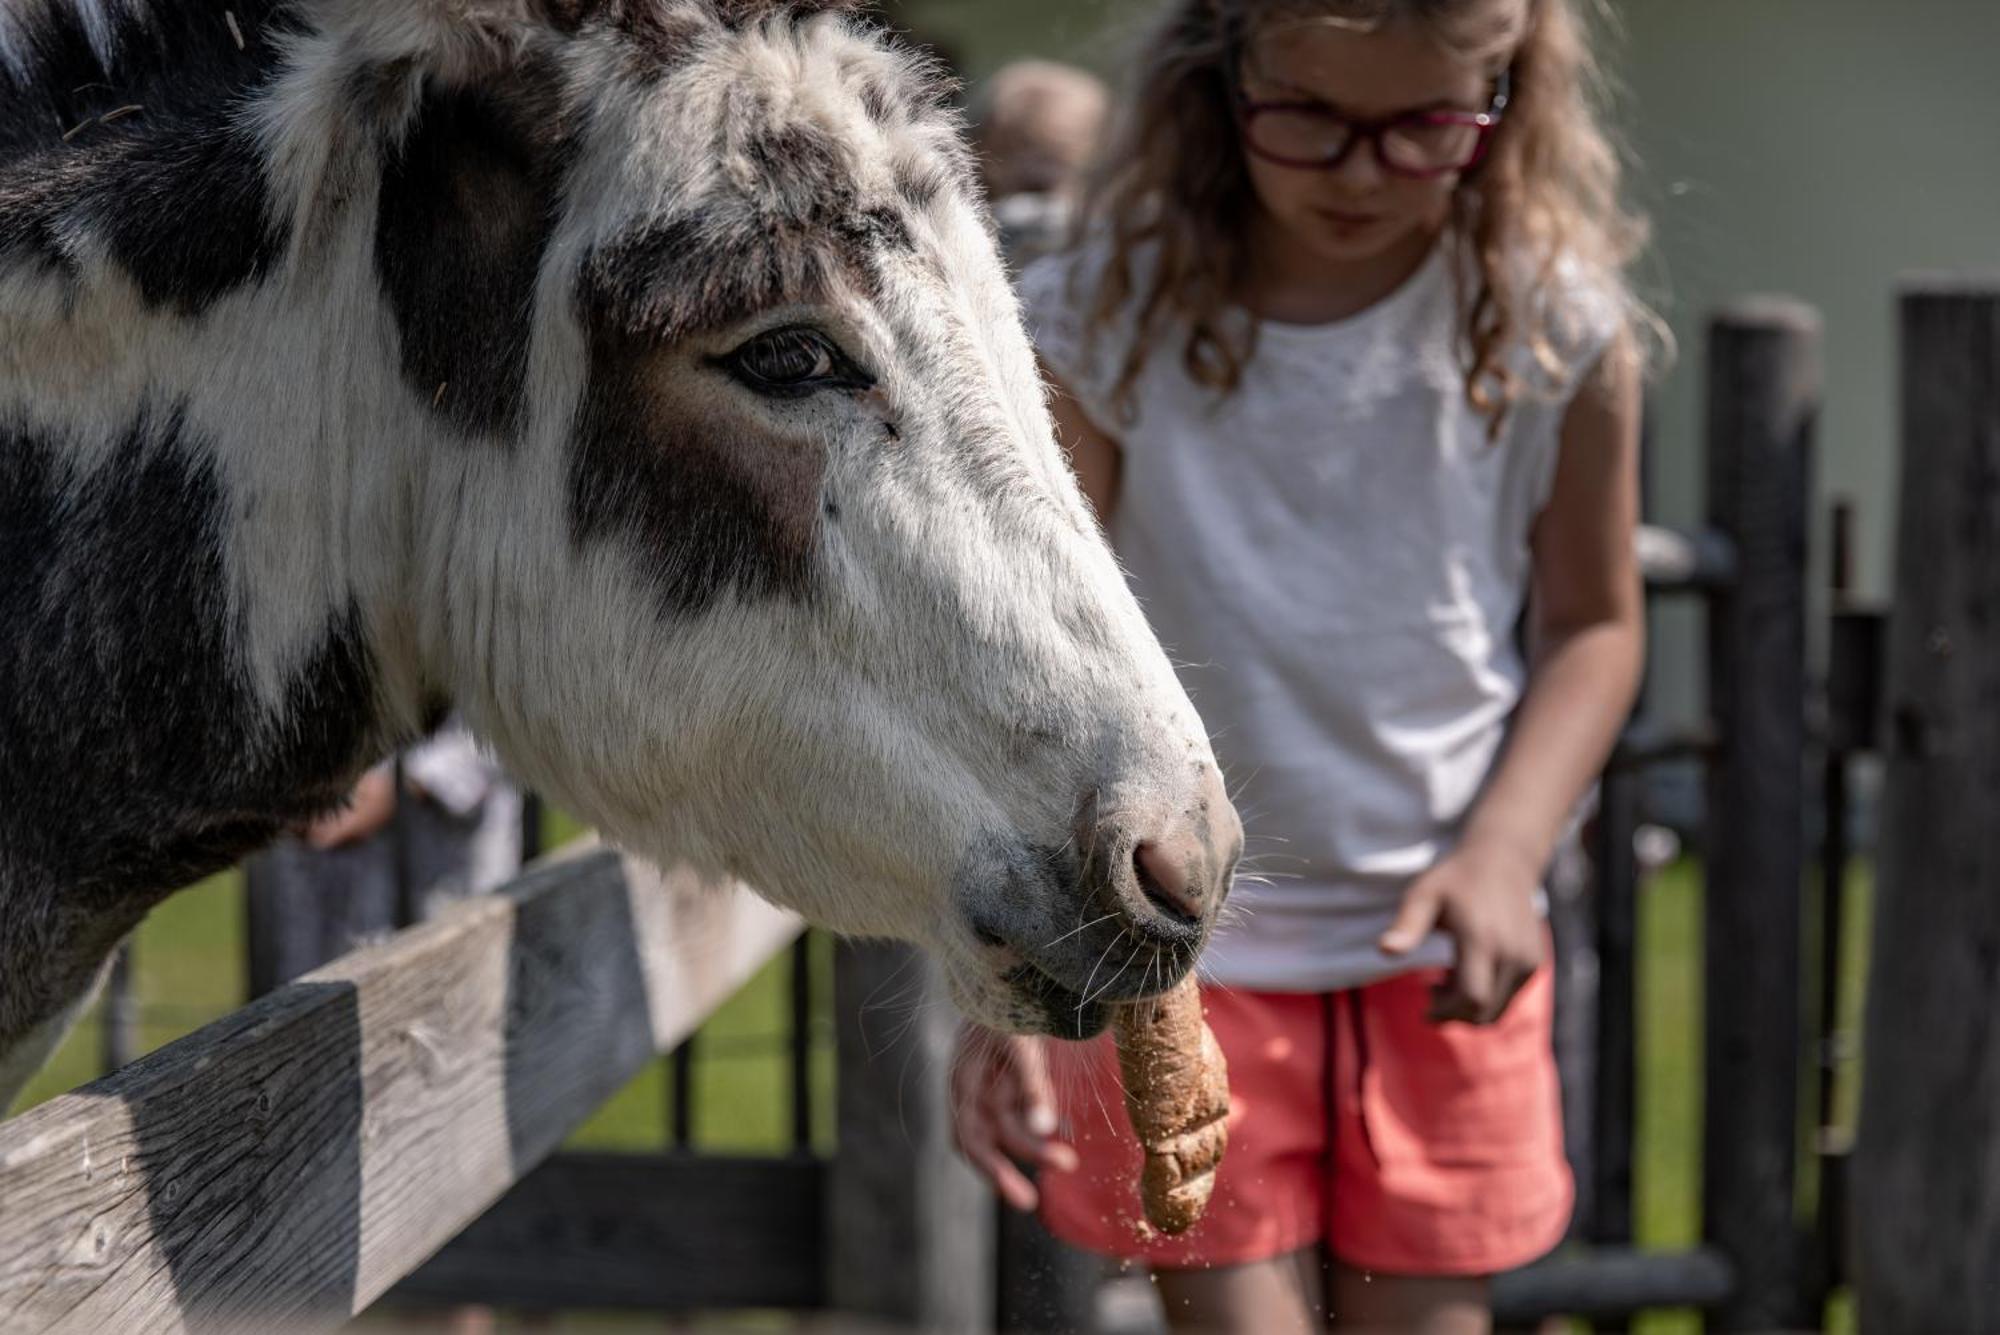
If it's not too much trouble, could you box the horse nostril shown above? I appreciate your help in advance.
[1133,840,1202,928]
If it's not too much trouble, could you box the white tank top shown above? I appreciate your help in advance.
[1018,236,1620,991]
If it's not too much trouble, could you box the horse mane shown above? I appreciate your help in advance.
[0,0,287,161]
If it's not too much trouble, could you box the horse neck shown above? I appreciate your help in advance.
[1,25,455,735]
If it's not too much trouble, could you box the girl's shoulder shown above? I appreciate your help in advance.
[1549,253,1630,362]
[1507,247,1633,399]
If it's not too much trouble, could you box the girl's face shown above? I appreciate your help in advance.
[1234,14,1510,267]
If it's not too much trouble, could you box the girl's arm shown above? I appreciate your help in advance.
[1475,339,1647,884]
[1381,340,1646,1023]
[1043,357,1124,526]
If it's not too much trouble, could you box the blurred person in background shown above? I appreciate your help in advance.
[245,719,523,994]
[952,0,1653,1330]
[970,58,1109,263]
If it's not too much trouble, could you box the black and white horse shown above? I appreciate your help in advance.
[0,0,1239,1109]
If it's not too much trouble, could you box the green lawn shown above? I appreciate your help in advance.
[14,851,1871,1330]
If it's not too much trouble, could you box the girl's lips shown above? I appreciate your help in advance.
[1317,207,1383,228]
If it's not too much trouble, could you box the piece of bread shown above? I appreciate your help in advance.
[1112,976,1230,1234]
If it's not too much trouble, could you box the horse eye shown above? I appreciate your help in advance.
[721,327,869,397]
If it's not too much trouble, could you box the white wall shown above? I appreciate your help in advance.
[1617,0,2000,722]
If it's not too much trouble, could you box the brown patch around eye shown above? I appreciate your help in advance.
[568,328,828,617]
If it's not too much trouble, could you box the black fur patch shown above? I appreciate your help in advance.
[0,116,282,314]
[0,0,286,314]
[0,1,286,162]
[376,77,565,440]
[566,327,824,616]
[98,115,283,313]
[0,412,382,917]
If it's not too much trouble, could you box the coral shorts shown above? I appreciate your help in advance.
[1038,965,1572,1276]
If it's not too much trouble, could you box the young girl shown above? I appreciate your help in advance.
[950,1,1648,1330]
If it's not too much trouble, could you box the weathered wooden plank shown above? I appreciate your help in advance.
[827,941,993,1334]
[1701,297,1819,1331]
[0,851,802,1334]
[1856,280,2000,1332]
[390,1152,824,1312]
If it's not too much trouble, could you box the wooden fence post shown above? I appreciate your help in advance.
[1545,833,1598,1245]
[996,1191,1103,1334]
[1855,280,2000,1331]
[1702,298,1818,1331]
[1587,766,1640,1267]
[828,940,994,1333]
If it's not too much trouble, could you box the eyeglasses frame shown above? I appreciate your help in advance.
[1231,66,1513,179]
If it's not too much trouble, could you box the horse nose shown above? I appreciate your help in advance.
[1087,766,1241,944]
[1134,833,1205,926]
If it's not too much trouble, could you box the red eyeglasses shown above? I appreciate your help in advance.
[1234,69,1511,178]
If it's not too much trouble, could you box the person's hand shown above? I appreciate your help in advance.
[301,765,398,850]
[1379,837,1546,1025]
[949,1023,1079,1211]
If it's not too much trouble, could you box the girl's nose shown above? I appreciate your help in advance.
[1332,140,1388,192]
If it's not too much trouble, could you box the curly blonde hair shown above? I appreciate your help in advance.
[1074,0,1651,429]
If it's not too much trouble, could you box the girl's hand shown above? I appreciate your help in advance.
[1379,838,1546,1025]
[948,1022,1079,1212]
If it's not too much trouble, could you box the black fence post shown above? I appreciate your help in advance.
[669,1036,696,1149]
[1588,764,1641,1276]
[790,932,816,1154]
[1702,298,1819,1331]
[828,939,994,1333]
[996,1195,1103,1334]
[1855,279,2000,1332]
[1546,832,1598,1245]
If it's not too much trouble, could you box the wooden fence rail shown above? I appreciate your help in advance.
[0,849,800,1333]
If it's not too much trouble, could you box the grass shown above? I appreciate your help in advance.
[14,850,1872,1330]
